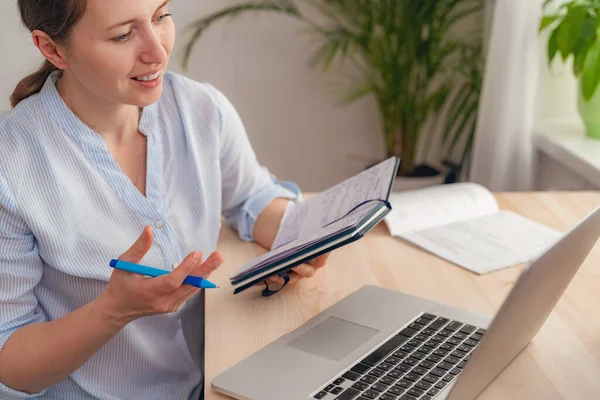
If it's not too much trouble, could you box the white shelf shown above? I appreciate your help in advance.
[535,119,600,189]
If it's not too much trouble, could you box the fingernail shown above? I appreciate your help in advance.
[192,252,200,262]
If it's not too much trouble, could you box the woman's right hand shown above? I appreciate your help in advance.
[96,226,224,326]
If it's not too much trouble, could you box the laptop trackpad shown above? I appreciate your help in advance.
[287,317,380,361]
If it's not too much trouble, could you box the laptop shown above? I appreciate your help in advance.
[212,206,600,400]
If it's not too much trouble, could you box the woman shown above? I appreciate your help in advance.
[0,0,328,398]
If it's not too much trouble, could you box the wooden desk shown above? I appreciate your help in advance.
[206,192,600,400]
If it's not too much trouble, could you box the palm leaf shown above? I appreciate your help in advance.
[340,81,376,105]
[309,27,357,71]
[442,85,470,144]
[446,99,478,157]
[446,2,484,29]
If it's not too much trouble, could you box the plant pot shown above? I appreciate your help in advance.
[577,78,600,139]
[392,164,445,191]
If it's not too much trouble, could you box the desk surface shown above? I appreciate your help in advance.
[206,192,600,400]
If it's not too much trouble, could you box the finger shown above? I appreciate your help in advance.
[190,251,224,278]
[118,226,154,263]
[255,275,285,287]
[170,287,200,311]
[288,272,301,285]
[172,253,222,294]
[292,263,316,278]
[309,253,329,269]
[263,277,286,292]
[170,285,201,309]
[151,251,202,293]
[170,281,198,300]
[266,275,285,285]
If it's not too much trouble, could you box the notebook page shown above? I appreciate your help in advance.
[383,182,498,236]
[272,157,397,249]
[399,210,562,274]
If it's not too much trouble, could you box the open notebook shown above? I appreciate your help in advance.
[383,183,562,274]
[230,157,399,295]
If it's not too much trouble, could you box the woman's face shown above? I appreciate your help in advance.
[64,0,175,107]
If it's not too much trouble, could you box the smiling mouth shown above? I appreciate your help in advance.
[132,71,161,81]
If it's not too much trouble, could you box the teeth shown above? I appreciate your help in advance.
[134,72,160,81]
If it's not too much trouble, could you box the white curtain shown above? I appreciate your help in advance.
[470,0,543,191]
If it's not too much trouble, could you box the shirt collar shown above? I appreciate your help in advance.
[39,71,157,143]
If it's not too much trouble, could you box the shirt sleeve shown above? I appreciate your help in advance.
[206,86,303,242]
[0,174,48,398]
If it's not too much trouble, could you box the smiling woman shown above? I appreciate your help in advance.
[0,0,321,399]
[53,0,174,112]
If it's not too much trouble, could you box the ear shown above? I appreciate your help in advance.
[32,30,70,70]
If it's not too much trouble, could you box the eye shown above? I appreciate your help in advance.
[113,31,133,43]
[155,13,172,23]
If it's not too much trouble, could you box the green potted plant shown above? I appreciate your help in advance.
[440,41,484,183]
[182,0,483,184]
[540,0,600,139]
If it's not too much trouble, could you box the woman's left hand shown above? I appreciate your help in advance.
[265,252,330,287]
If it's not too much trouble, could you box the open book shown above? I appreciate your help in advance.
[230,157,400,295]
[383,183,562,274]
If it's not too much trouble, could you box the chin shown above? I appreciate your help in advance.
[130,88,163,107]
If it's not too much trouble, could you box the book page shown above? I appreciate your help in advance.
[383,183,499,236]
[272,157,397,249]
[399,210,562,274]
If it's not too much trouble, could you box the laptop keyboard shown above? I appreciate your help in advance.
[312,313,485,400]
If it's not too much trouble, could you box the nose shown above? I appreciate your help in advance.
[138,26,168,65]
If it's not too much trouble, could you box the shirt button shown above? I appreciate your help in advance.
[155,220,164,228]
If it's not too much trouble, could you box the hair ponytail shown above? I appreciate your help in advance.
[10,60,58,108]
[10,0,87,108]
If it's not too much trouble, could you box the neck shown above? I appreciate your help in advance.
[57,71,140,145]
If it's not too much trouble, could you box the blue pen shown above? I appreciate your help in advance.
[109,259,218,289]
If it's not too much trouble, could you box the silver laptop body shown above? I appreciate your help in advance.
[212,206,600,400]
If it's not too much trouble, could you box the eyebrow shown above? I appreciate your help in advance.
[107,0,170,30]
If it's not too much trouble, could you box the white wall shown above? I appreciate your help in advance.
[538,51,580,122]
[0,3,41,112]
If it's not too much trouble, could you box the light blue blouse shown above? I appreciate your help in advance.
[0,71,300,399]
